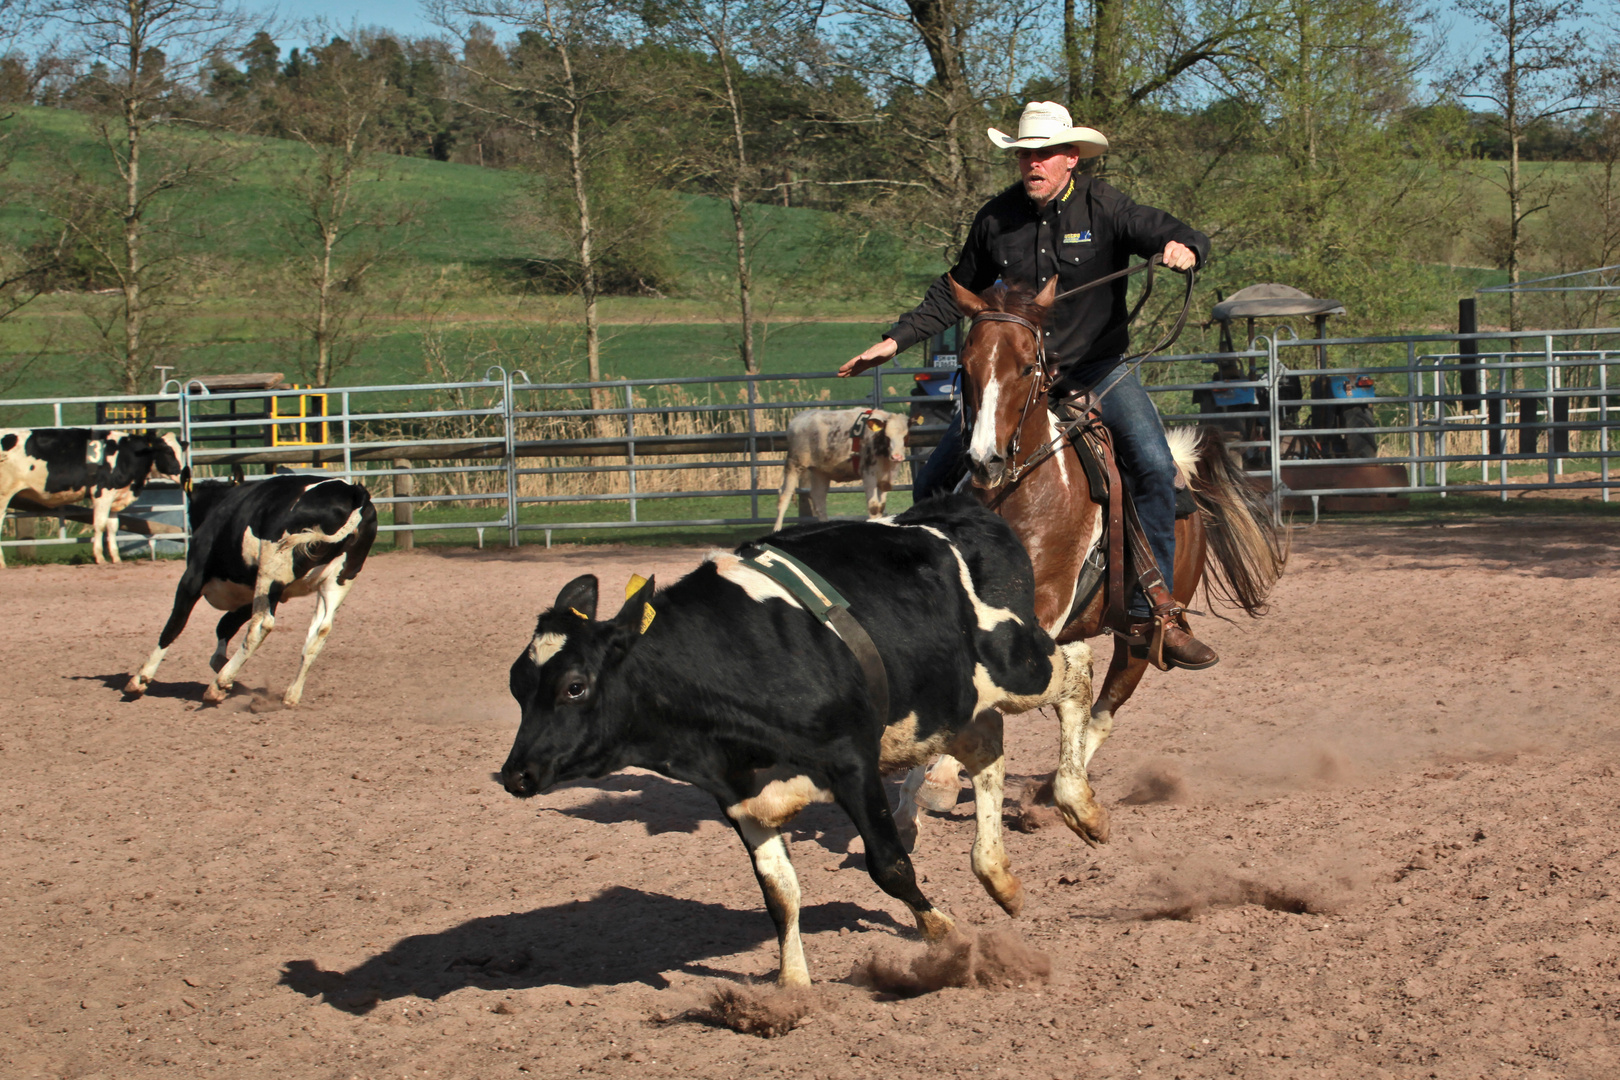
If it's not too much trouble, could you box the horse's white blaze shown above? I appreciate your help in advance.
[707,550,804,608]
[968,347,1002,464]
[915,526,1021,631]
[529,631,567,666]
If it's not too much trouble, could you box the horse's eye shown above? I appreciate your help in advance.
[1021,365,1035,377]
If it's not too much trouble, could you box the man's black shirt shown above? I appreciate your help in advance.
[886,174,1210,375]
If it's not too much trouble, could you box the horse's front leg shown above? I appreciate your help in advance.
[1045,640,1108,846]
[953,710,1022,916]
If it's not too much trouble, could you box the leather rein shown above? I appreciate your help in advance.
[971,255,1196,506]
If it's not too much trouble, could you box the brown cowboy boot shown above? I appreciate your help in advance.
[1126,605,1219,671]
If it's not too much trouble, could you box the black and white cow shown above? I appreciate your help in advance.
[125,474,378,707]
[501,496,1094,986]
[0,427,188,567]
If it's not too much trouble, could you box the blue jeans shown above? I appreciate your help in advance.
[914,362,1176,617]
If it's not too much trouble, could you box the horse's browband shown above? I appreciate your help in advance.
[972,311,1042,336]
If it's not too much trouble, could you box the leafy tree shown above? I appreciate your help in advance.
[270,29,420,387]
[1450,0,1593,330]
[35,0,250,392]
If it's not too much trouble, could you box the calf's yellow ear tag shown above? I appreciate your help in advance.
[626,574,655,633]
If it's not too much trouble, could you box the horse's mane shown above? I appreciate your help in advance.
[975,281,1049,326]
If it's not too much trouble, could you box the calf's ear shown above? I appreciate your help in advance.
[553,574,599,621]
[612,575,656,632]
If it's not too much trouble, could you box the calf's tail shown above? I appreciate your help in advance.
[339,491,379,584]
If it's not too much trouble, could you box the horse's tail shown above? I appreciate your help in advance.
[1184,426,1289,616]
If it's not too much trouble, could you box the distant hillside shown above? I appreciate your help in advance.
[0,106,936,304]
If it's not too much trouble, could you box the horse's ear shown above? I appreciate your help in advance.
[949,275,987,319]
[1033,275,1059,311]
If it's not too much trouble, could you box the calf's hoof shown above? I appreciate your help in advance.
[123,677,146,697]
[281,690,303,708]
[914,907,955,942]
[209,654,227,674]
[777,967,812,988]
[202,683,230,705]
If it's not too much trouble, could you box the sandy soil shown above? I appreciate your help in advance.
[3,516,1619,1080]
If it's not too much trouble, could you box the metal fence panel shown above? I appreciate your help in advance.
[4,326,1618,557]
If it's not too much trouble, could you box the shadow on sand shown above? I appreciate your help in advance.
[280,886,903,1012]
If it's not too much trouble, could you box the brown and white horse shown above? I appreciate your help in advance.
[896,275,1288,849]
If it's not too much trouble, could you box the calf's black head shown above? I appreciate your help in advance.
[501,573,655,798]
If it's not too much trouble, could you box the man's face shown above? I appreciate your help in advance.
[1016,145,1082,206]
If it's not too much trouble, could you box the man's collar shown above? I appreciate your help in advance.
[1055,173,1077,208]
[1026,172,1078,214]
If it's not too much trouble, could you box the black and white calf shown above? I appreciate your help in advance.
[501,496,1093,985]
[0,427,188,567]
[125,474,378,707]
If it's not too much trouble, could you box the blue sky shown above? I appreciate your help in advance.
[258,1,443,47]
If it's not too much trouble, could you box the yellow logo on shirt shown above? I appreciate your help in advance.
[1063,231,1093,244]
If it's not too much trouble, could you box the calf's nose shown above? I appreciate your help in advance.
[502,765,537,798]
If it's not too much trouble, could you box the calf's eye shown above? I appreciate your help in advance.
[564,680,587,699]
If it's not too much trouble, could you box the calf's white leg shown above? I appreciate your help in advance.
[205,554,280,704]
[772,460,802,532]
[733,815,811,987]
[808,470,831,521]
[281,565,353,707]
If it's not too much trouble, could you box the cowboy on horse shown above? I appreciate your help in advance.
[840,100,1218,671]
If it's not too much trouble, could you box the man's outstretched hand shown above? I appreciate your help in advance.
[838,337,899,378]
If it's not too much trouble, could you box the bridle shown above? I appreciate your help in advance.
[966,255,1197,497]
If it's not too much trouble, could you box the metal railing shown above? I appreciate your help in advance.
[4,325,1617,558]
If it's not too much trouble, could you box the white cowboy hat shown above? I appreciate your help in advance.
[987,101,1109,157]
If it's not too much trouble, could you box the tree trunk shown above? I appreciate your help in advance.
[558,44,611,433]
[122,94,143,395]
[1089,0,1125,129]
[718,42,756,375]
[1064,0,1084,112]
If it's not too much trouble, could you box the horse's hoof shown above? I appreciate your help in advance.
[1061,802,1111,847]
[992,878,1025,917]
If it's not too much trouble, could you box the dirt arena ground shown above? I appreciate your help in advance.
[2,514,1618,1080]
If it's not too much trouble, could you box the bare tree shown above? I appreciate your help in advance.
[36,0,250,392]
[1451,0,1592,330]
[827,0,1045,252]
[646,0,806,374]
[271,30,419,387]
[433,0,649,420]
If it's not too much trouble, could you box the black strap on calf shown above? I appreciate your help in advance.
[741,544,890,722]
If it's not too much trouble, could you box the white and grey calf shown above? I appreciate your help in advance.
[125,475,378,707]
[772,407,909,531]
